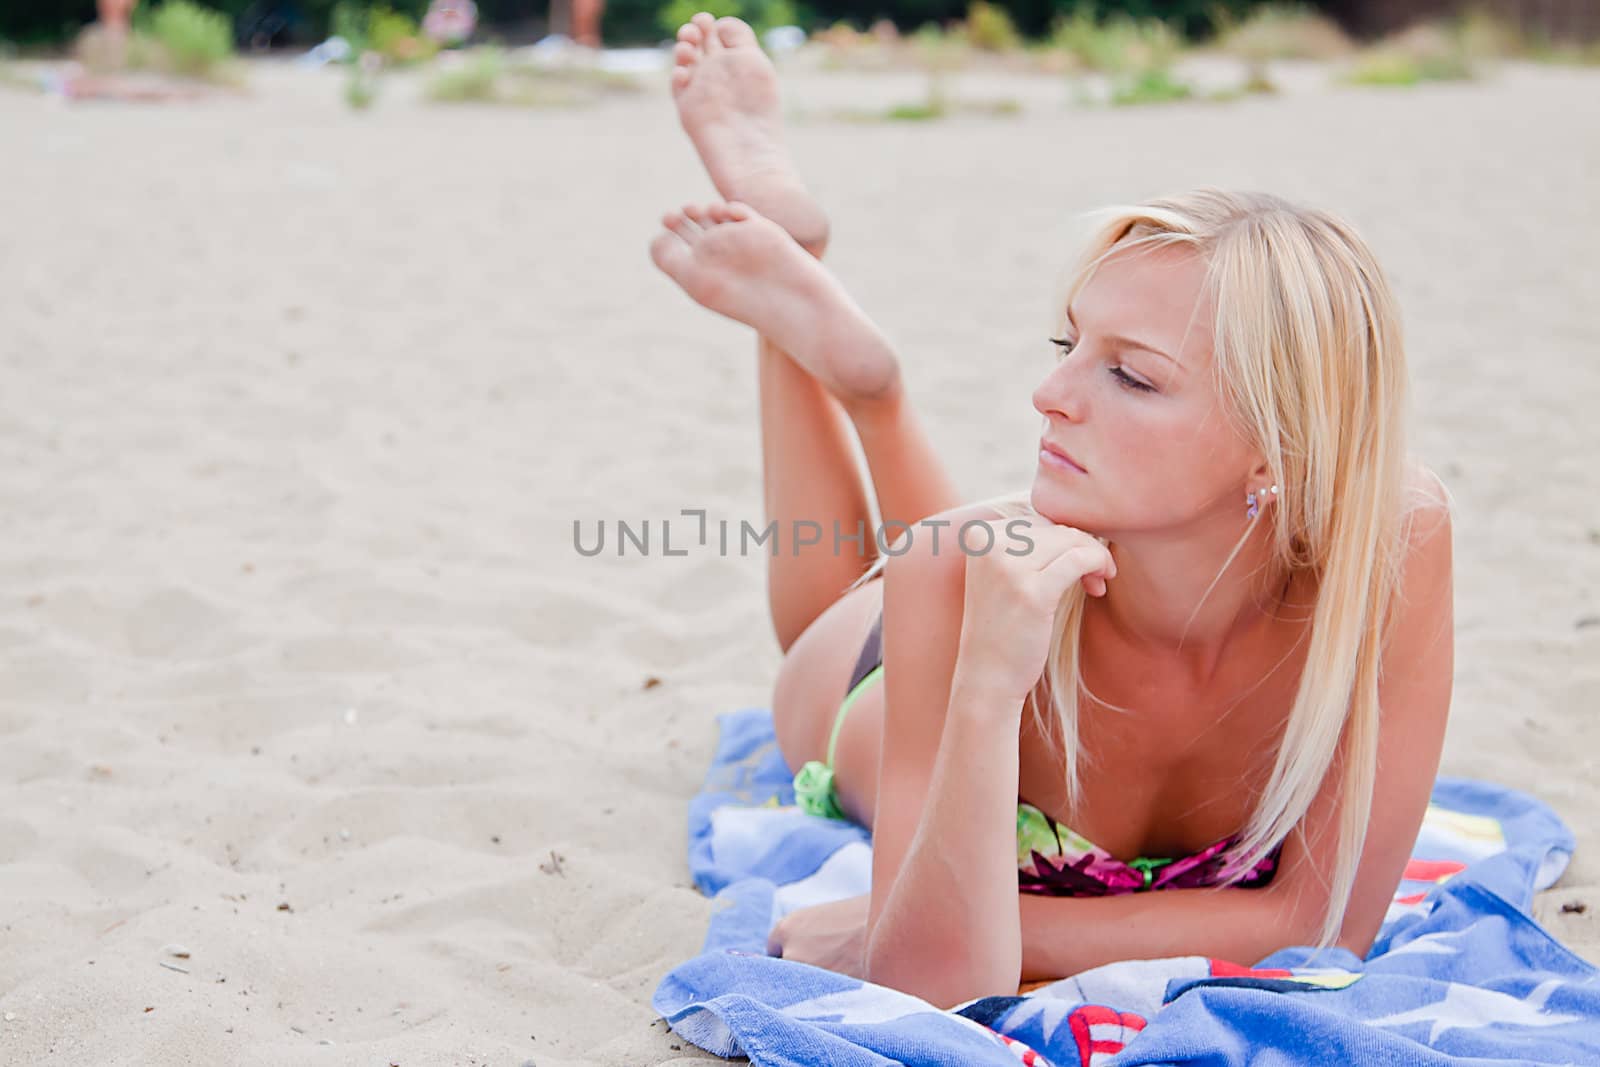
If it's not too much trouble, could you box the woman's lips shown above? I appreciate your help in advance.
[1038,440,1088,474]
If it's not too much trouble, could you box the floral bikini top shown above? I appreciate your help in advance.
[819,609,1284,898]
[1016,802,1283,896]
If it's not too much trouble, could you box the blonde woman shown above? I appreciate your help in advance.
[657,14,1454,1010]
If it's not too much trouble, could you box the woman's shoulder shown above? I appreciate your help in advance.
[1400,459,1454,548]
[1380,460,1455,648]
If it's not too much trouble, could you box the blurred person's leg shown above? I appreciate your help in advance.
[572,0,602,47]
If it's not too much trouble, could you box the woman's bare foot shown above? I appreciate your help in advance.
[672,14,830,259]
[650,201,897,405]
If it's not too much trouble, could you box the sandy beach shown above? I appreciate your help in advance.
[0,52,1597,1064]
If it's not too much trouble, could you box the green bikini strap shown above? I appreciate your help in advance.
[827,664,883,769]
[1127,855,1176,890]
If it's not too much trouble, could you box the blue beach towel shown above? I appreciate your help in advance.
[653,706,1600,1066]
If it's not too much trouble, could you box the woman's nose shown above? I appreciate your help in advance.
[1033,357,1086,423]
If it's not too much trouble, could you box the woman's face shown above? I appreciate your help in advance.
[1030,242,1264,537]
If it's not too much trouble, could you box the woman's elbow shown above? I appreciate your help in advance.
[864,931,1018,1010]
[1266,881,1375,965]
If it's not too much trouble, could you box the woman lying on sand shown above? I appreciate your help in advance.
[653,13,1455,1010]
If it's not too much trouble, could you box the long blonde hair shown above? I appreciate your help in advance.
[863,189,1434,953]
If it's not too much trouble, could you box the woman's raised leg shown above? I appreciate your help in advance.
[756,337,876,649]
[668,15,961,649]
[656,199,963,650]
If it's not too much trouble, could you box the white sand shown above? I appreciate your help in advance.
[0,55,1596,1064]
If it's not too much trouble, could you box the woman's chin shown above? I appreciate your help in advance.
[1029,481,1109,535]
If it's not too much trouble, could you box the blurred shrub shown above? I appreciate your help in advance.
[1531,39,1600,65]
[330,0,369,48]
[1443,7,1600,65]
[0,0,446,48]
[73,22,131,72]
[963,0,1019,51]
[655,0,797,38]
[1346,23,1474,86]
[602,0,1260,46]
[426,46,643,105]
[657,0,742,36]
[1048,6,1191,104]
[1452,6,1525,60]
[756,0,799,33]
[911,20,965,65]
[1109,64,1189,103]
[816,18,899,70]
[345,51,380,106]
[426,43,502,99]
[367,5,436,60]
[143,0,235,76]
[1344,47,1425,85]
[0,35,39,92]
[885,100,944,119]
[289,0,430,44]
[910,21,957,112]
[1,0,1275,49]
[329,3,436,61]
[1050,6,1182,73]
[1218,4,1349,61]
[1046,5,1098,66]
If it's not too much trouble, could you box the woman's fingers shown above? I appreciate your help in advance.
[997,511,1103,573]
[1020,522,1112,576]
[1038,543,1115,600]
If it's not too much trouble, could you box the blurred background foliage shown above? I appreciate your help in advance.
[2,0,1278,47]
[610,0,1265,48]
[4,0,1598,54]
[3,0,528,46]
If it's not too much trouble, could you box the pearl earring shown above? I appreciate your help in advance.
[1246,484,1279,519]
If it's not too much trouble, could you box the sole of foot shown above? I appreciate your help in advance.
[671,13,830,259]
[650,200,899,404]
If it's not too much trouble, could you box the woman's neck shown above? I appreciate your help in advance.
[1095,519,1294,688]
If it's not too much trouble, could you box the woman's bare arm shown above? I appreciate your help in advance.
[862,504,1017,1006]
[866,670,1028,1005]
[863,506,1116,1007]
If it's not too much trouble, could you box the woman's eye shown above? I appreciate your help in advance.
[1110,366,1156,392]
[1049,336,1077,359]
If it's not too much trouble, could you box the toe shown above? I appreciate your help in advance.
[675,21,702,47]
[664,211,699,240]
[672,41,697,66]
[707,202,732,224]
[650,230,693,279]
[682,203,710,227]
[726,201,753,221]
[670,66,692,93]
[714,16,758,49]
[692,12,721,51]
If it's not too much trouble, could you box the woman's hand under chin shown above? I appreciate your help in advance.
[955,507,1116,705]
[765,894,872,978]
